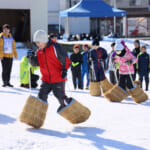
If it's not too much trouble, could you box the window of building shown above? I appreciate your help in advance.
[68,0,80,7]
[129,0,136,6]
[136,0,141,5]
[129,0,141,6]
[72,0,78,5]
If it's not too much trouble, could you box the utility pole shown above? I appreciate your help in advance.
[69,0,72,7]
[113,0,116,34]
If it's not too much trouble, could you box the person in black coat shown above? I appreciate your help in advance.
[88,39,108,82]
[70,44,83,89]
[132,40,140,81]
[138,46,150,91]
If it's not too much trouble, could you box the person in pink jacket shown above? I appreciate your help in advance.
[114,40,137,90]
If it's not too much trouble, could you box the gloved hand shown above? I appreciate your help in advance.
[72,62,79,67]
[121,40,127,49]
[125,60,132,65]
[27,49,35,58]
[61,69,67,79]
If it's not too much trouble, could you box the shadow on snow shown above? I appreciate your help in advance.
[0,114,16,124]
[27,126,147,150]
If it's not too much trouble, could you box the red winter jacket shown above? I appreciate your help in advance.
[36,42,71,83]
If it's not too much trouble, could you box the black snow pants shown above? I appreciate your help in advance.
[109,70,119,85]
[71,69,82,89]
[139,71,149,90]
[1,57,13,84]
[38,81,70,106]
[132,64,137,81]
[119,74,134,90]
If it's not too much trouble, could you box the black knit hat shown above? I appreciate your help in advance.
[134,40,140,46]
[50,33,57,39]
[3,24,11,30]
[111,42,115,47]
[92,39,99,46]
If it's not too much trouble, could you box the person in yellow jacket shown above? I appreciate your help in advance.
[0,24,17,87]
[20,50,39,88]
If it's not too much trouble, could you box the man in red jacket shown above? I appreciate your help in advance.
[29,30,71,110]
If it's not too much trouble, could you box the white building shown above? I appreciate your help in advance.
[48,0,90,35]
[0,0,48,42]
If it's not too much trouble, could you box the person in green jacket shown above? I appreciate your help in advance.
[20,50,39,88]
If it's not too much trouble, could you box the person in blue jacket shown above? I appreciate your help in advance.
[81,44,90,89]
[88,39,108,82]
[137,45,150,91]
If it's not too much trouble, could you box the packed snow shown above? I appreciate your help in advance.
[0,40,150,150]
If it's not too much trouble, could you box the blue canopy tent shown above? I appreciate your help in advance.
[59,0,127,38]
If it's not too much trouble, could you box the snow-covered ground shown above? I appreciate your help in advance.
[0,40,150,150]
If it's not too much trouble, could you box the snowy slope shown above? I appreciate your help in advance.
[0,41,150,150]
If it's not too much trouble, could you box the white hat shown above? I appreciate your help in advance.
[33,30,48,43]
[115,39,124,51]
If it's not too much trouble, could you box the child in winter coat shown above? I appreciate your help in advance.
[20,50,39,88]
[107,42,119,85]
[114,40,137,90]
[132,40,140,81]
[0,24,18,87]
[20,30,90,128]
[29,30,71,110]
[70,44,83,89]
[137,46,150,91]
[81,44,90,89]
[88,39,107,82]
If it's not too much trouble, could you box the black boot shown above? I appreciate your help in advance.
[140,82,142,89]
[2,81,8,87]
[146,82,149,91]
[31,83,38,88]
[7,83,14,87]
[57,104,66,112]
[65,97,72,104]
[2,84,7,87]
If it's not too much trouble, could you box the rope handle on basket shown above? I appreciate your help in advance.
[127,65,135,88]
[110,54,119,84]
[112,62,119,84]
[89,51,97,81]
[28,62,32,96]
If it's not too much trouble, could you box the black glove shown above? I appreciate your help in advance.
[61,69,67,79]
[125,60,132,65]
[27,49,35,58]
